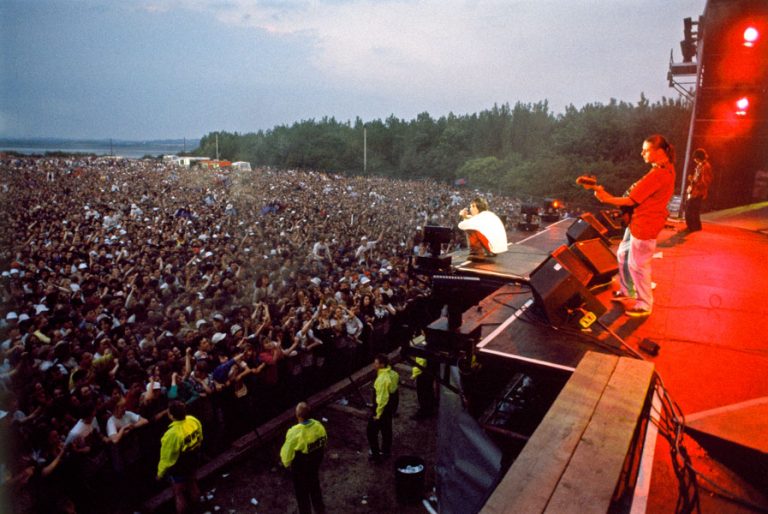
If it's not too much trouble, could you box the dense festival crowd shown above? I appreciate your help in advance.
[0,155,523,512]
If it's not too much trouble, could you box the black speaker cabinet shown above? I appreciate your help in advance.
[550,244,593,287]
[566,213,609,245]
[595,209,625,238]
[529,255,606,328]
[570,238,619,288]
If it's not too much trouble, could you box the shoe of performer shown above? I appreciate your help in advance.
[611,291,634,302]
[625,306,652,317]
[468,253,488,262]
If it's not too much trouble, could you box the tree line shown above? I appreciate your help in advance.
[194,94,691,208]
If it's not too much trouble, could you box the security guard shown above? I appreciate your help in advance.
[367,353,399,462]
[281,402,328,514]
[157,401,204,514]
[411,356,436,418]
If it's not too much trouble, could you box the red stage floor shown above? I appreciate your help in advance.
[596,211,768,513]
[456,206,768,512]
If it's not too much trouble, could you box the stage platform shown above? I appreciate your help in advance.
[445,209,768,512]
[449,218,571,281]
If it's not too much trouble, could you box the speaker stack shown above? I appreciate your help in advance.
[595,209,625,238]
[527,214,625,327]
[529,254,607,329]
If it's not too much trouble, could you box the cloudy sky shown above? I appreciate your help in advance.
[1,0,706,140]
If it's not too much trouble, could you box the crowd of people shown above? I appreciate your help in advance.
[0,155,525,512]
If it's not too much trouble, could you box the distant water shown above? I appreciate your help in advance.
[0,139,200,160]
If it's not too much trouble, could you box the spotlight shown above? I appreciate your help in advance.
[743,26,759,47]
[735,96,750,116]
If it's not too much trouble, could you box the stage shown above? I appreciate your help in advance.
[430,207,768,513]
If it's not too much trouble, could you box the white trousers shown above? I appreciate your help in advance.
[617,228,656,311]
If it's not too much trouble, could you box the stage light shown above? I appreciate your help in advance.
[735,96,750,116]
[743,26,759,47]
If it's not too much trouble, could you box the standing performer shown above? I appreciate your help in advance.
[684,148,713,232]
[280,402,328,514]
[157,401,204,514]
[458,196,508,261]
[593,134,676,317]
[367,353,399,462]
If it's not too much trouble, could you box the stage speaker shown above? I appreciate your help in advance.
[570,238,619,289]
[529,255,606,328]
[549,244,593,287]
[595,209,625,238]
[566,213,609,245]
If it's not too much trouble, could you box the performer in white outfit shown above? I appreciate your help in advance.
[458,197,508,260]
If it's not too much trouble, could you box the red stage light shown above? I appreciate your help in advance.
[735,96,750,116]
[743,26,759,47]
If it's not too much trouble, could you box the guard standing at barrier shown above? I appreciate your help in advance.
[367,353,400,462]
[157,401,204,514]
[411,356,436,419]
[281,402,328,514]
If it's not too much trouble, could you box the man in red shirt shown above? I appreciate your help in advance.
[594,134,676,317]
[684,148,713,232]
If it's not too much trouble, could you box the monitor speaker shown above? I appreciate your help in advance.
[595,209,625,238]
[550,244,593,287]
[570,238,619,288]
[529,255,606,328]
[566,213,609,245]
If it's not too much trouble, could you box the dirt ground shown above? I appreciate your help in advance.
[185,366,439,514]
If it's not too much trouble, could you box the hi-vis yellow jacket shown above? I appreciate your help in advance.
[374,366,399,419]
[157,415,203,478]
[280,419,328,468]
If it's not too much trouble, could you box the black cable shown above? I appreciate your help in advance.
[594,319,646,360]
[514,307,634,358]
[653,375,701,514]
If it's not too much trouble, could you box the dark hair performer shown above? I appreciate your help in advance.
[593,134,676,317]
[157,401,204,514]
[458,196,508,261]
[280,402,328,514]
[684,148,713,232]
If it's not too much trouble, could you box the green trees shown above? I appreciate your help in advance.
[194,95,690,205]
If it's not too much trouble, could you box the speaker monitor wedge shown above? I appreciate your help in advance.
[570,238,619,289]
[596,209,625,238]
[549,244,593,288]
[566,213,609,245]
[529,255,606,328]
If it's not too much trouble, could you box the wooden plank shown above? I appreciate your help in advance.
[481,352,618,514]
[546,357,654,514]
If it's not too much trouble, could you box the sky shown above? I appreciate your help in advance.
[0,0,707,140]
